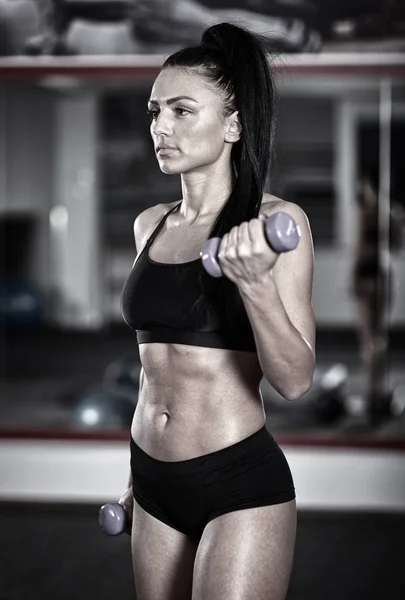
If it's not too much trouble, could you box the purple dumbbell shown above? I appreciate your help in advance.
[200,211,301,278]
[99,502,128,536]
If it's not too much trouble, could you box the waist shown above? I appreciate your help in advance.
[131,399,266,461]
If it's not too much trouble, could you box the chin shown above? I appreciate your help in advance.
[158,155,190,175]
[159,163,183,175]
[158,154,215,175]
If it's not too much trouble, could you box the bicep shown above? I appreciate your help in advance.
[271,202,316,356]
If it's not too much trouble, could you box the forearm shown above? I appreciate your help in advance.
[238,274,315,400]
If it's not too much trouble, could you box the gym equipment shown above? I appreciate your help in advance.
[200,212,301,278]
[72,354,140,428]
[24,33,73,55]
[0,214,45,329]
[99,502,128,536]
[390,383,405,417]
[0,0,40,55]
[102,355,141,393]
[313,363,348,423]
[72,384,136,428]
[24,0,138,55]
[0,276,45,329]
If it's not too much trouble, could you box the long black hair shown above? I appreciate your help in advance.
[162,21,278,329]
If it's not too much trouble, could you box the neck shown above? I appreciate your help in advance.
[178,173,237,225]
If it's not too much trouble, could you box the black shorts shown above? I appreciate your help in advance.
[130,425,296,543]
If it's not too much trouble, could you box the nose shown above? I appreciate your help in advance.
[151,111,173,138]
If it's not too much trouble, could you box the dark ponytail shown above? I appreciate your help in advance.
[162,21,278,330]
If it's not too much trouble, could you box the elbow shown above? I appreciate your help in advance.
[285,353,316,401]
[284,376,314,402]
[266,353,316,402]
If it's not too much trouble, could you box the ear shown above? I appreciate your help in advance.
[225,110,242,143]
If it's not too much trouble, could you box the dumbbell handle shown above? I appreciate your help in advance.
[99,502,128,536]
[200,211,301,278]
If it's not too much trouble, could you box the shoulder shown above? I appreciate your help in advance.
[260,192,314,270]
[133,202,177,251]
[260,193,307,219]
[135,201,177,229]
[260,193,312,233]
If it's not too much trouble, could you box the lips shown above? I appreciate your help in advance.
[157,146,177,156]
[157,144,176,152]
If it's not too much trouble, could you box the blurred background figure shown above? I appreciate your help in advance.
[350,169,405,422]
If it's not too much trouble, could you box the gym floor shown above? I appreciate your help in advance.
[1,325,405,600]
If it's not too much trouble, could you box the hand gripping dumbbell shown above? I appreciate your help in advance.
[200,212,301,278]
[99,502,129,536]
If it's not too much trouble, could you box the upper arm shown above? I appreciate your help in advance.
[262,200,316,358]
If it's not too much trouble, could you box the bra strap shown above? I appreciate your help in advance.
[145,201,182,248]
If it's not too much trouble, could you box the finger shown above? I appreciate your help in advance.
[228,226,240,259]
[218,232,229,260]
[238,221,250,245]
[249,218,267,252]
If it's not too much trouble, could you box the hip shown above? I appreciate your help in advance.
[130,423,295,541]
[130,423,294,495]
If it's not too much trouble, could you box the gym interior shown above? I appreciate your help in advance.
[1,6,405,598]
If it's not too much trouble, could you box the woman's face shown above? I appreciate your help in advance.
[147,67,237,175]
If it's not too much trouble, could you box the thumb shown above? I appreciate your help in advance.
[119,498,133,536]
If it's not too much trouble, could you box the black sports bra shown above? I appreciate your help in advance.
[121,202,256,352]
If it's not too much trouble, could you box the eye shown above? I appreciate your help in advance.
[174,107,191,116]
[146,107,190,120]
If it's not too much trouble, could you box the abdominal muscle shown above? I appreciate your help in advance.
[130,342,266,461]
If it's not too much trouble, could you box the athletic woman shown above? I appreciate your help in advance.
[120,21,315,600]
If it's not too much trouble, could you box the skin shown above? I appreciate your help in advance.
[127,67,315,600]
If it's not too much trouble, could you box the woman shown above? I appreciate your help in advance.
[120,22,316,600]
[350,172,404,421]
